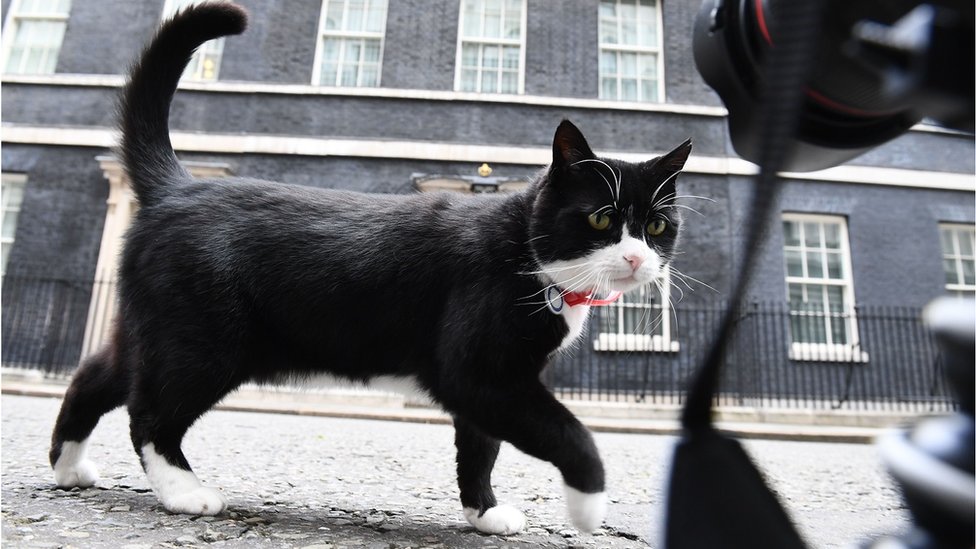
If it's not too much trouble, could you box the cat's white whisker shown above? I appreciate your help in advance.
[651,191,677,211]
[671,194,717,203]
[659,203,705,217]
[669,267,719,293]
[571,158,620,208]
[649,170,682,207]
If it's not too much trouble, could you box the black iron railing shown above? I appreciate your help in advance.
[1,275,957,412]
[544,301,956,413]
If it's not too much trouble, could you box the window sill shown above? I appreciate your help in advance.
[789,343,870,363]
[593,334,680,353]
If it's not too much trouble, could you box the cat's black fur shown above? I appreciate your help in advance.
[49,2,691,533]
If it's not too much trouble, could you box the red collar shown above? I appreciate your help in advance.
[545,285,623,314]
[562,289,623,307]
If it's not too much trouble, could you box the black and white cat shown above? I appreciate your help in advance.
[49,3,691,536]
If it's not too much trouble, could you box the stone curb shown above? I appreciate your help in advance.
[1,377,909,444]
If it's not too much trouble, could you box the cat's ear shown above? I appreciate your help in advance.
[552,120,595,168]
[651,138,693,173]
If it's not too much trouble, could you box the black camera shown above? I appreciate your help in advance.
[693,0,974,172]
[671,3,975,548]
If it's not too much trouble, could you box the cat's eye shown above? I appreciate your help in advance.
[647,218,668,236]
[588,211,612,231]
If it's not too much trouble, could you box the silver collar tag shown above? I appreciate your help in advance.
[545,285,565,315]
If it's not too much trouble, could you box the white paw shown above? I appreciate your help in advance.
[54,459,100,488]
[162,487,227,516]
[564,485,606,533]
[463,505,527,535]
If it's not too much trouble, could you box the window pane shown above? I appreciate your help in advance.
[501,71,517,94]
[502,46,519,69]
[344,40,362,63]
[600,77,617,99]
[805,284,825,309]
[826,252,844,279]
[484,0,501,37]
[25,47,45,75]
[461,44,479,67]
[605,306,620,333]
[785,250,804,277]
[640,79,657,102]
[363,40,381,62]
[806,251,823,279]
[504,1,521,40]
[792,315,827,344]
[940,229,955,254]
[482,45,498,68]
[460,68,478,91]
[640,53,657,79]
[366,0,387,32]
[360,64,379,86]
[600,51,616,75]
[826,286,845,313]
[788,283,804,306]
[620,78,637,101]
[831,315,850,345]
[2,212,20,238]
[804,222,821,247]
[620,52,637,76]
[346,0,365,31]
[637,0,657,46]
[783,220,801,246]
[325,0,344,30]
[322,38,341,62]
[462,0,480,36]
[482,70,497,92]
[963,260,975,286]
[339,64,356,85]
[620,0,637,43]
[823,223,841,249]
[5,47,25,73]
[944,259,959,285]
[600,17,618,45]
[959,230,974,256]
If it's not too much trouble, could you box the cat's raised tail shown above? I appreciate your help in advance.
[119,2,247,207]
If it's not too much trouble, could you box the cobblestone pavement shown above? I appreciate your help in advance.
[3,394,908,548]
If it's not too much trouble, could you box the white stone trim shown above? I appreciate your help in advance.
[0,73,728,116]
[3,124,974,192]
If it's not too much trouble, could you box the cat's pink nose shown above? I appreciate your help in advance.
[624,254,644,271]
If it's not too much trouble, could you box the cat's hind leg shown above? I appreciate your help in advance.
[128,356,238,516]
[454,416,527,535]
[50,345,129,488]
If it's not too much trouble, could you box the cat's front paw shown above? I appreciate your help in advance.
[564,485,606,533]
[161,487,228,516]
[463,505,527,535]
[53,459,100,489]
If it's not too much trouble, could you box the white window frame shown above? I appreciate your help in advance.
[161,0,227,82]
[593,274,678,352]
[597,0,665,103]
[783,213,868,363]
[1,173,28,279]
[454,0,527,95]
[311,0,388,88]
[1,0,71,75]
[940,223,976,297]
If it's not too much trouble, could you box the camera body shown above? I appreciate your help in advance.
[693,0,974,172]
